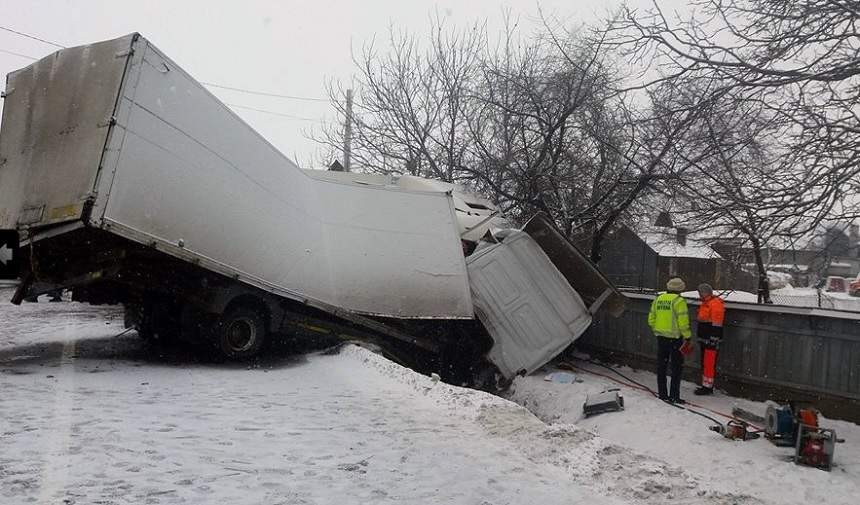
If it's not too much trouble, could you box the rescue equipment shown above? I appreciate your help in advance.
[795,424,837,471]
[765,403,799,446]
[583,388,624,417]
[765,402,820,446]
[764,402,844,471]
[567,359,848,472]
[710,419,760,441]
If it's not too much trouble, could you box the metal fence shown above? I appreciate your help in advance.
[769,290,860,311]
[578,292,860,421]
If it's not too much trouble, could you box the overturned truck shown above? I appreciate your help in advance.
[0,34,624,387]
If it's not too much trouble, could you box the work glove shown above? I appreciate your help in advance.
[679,339,694,356]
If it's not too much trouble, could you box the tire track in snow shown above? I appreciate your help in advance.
[36,338,77,504]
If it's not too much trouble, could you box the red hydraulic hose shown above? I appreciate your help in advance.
[558,361,764,432]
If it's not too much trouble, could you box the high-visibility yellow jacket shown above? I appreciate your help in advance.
[648,293,692,339]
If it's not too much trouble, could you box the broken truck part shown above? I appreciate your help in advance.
[0,33,624,384]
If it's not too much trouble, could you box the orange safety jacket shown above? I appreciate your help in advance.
[697,295,725,326]
[697,295,725,389]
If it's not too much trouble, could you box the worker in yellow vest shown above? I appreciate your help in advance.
[648,277,693,403]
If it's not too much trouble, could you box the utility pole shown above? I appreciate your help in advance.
[343,89,353,172]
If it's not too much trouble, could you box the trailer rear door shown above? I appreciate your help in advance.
[0,34,134,229]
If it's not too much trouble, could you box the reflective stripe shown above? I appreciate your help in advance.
[670,295,679,337]
[670,296,678,335]
[672,296,685,335]
[703,348,717,388]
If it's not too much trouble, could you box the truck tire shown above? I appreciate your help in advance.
[471,362,511,393]
[125,303,158,341]
[214,305,267,360]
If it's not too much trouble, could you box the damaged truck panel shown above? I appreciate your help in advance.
[468,230,594,378]
[523,213,627,318]
[301,170,507,244]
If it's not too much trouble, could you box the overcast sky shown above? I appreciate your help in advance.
[0,0,682,166]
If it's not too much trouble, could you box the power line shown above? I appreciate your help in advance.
[0,48,37,60]
[0,25,334,105]
[0,26,337,123]
[0,48,327,122]
[0,26,64,48]
[201,81,329,102]
[225,103,325,122]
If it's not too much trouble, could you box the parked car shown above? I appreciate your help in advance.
[849,274,860,297]
[825,276,848,293]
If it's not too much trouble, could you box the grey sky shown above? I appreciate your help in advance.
[0,0,679,166]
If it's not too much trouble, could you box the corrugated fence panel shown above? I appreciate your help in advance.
[581,294,860,401]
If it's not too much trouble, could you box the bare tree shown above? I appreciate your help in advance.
[315,12,745,265]
[664,88,785,301]
[460,18,626,232]
[604,0,860,299]
[318,16,483,182]
[316,18,640,253]
[613,0,860,209]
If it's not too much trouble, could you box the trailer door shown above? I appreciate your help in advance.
[467,231,593,378]
[0,34,135,229]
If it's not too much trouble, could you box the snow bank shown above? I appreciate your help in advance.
[336,343,516,421]
[0,295,625,505]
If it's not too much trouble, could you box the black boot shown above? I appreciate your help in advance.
[694,386,713,396]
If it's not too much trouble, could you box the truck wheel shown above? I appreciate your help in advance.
[472,363,506,392]
[125,303,158,341]
[214,306,267,360]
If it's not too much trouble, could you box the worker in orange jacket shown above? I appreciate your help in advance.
[695,283,725,395]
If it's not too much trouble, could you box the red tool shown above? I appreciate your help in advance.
[795,424,837,471]
[710,419,759,441]
[679,339,694,356]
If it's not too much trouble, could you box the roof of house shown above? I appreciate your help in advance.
[637,228,722,260]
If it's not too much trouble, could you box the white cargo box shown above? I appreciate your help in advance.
[0,34,472,319]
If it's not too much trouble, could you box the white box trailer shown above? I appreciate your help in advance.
[0,34,623,385]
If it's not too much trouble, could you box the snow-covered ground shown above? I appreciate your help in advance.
[508,360,860,505]
[771,285,860,311]
[676,286,860,311]
[1,284,858,504]
[681,290,760,303]
[1,288,618,505]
